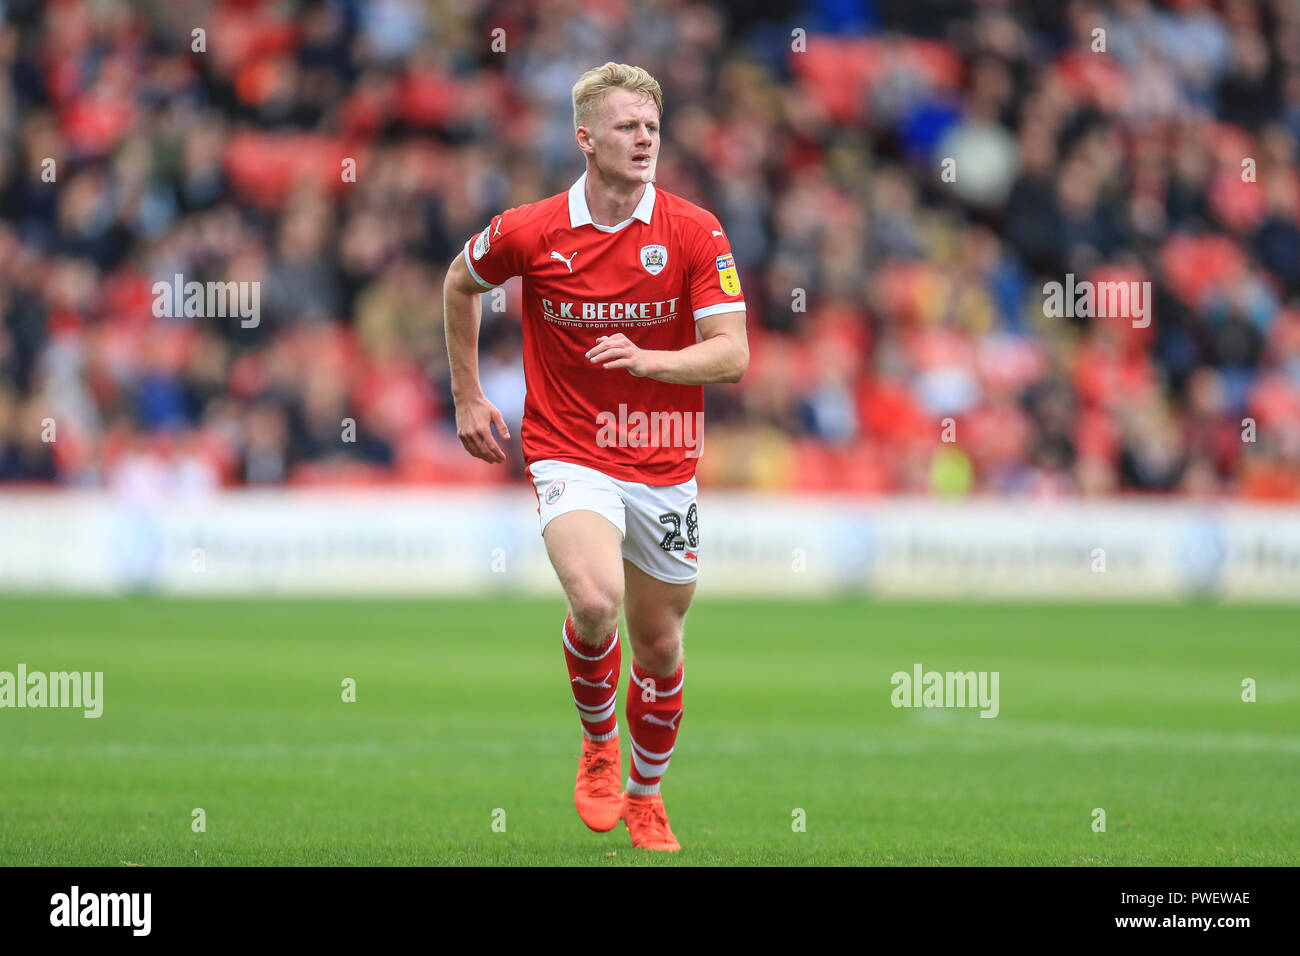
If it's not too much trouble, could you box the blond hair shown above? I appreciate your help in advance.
[572,62,663,132]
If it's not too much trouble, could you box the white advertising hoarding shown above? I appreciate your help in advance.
[0,491,1296,599]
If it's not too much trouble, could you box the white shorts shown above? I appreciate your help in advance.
[526,458,699,584]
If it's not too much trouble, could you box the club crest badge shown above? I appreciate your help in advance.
[545,481,565,505]
[640,244,668,276]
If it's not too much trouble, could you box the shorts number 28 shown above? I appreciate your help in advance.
[657,503,699,552]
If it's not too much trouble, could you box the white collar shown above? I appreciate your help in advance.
[568,170,656,231]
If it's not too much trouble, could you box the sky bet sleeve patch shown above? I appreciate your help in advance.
[715,254,741,296]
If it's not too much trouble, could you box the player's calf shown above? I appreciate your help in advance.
[564,614,624,831]
[625,657,683,796]
[621,659,684,850]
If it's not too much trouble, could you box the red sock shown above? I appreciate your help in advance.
[562,614,620,741]
[625,658,684,795]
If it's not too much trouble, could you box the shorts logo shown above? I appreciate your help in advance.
[472,225,491,260]
[715,254,740,295]
[640,244,668,276]
[545,481,565,505]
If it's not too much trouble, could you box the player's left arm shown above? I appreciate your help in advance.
[585,215,749,385]
[586,310,748,385]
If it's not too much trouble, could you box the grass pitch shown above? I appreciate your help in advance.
[0,598,1296,866]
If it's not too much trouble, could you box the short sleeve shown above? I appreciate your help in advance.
[685,216,747,320]
[463,207,529,289]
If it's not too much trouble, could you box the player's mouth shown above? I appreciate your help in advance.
[631,154,651,167]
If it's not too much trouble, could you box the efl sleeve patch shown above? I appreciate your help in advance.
[715,254,741,296]
[464,210,523,288]
[688,222,745,316]
[472,224,491,260]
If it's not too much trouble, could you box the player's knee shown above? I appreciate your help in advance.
[632,628,683,675]
[568,585,621,640]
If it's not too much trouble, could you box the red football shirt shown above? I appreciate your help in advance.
[463,172,746,485]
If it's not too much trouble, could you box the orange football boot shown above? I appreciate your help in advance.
[574,735,622,832]
[621,792,681,851]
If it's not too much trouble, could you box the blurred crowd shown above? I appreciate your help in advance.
[2,0,1300,499]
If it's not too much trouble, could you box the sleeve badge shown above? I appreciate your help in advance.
[715,254,741,296]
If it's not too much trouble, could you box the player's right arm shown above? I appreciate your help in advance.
[444,248,510,464]
[444,208,532,463]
